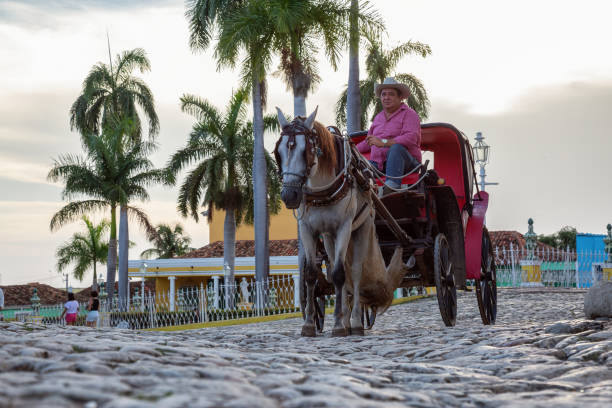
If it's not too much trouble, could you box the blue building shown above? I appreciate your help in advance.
[576,233,606,288]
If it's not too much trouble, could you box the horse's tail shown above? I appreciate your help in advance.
[376,246,408,314]
[386,246,408,292]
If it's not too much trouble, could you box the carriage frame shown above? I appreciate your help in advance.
[301,122,498,329]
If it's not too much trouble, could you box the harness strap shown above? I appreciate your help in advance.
[351,202,371,232]
[304,174,352,207]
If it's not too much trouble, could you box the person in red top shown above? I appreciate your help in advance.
[357,77,421,192]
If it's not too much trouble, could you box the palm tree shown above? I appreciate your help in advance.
[140,223,195,259]
[70,48,159,141]
[336,34,432,130]
[68,48,159,300]
[49,119,171,307]
[56,216,109,289]
[212,0,282,285]
[167,89,281,304]
[187,0,274,283]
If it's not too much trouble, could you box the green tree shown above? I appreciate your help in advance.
[56,216,109,289]
[140,223,195,259]
[68,48,160,299]
[70,48,159,140]
[337,34,431,130]
[274,0,372,117]
[185,0,375,283]
[49,120,171,306]
[344,0,385,134]
[537,226,577,250]
[167,90,281,296]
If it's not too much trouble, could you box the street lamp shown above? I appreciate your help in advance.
[472,132,498,192]
[139,262,147,312]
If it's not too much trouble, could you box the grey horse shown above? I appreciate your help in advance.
[274,107,409,336]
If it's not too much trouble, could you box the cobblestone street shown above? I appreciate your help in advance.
[1,289,610,408]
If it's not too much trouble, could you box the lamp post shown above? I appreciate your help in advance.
[139,262,147,312]
[472,132,498,192]
[30,288,41,323]
[604,224,612,263]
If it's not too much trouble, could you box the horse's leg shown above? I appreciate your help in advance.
[331,222,352,337]
[341,284,351,330]
[322,233,335,283]
[300,225,318,337]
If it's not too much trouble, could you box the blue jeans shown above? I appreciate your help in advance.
[371,144,420,188]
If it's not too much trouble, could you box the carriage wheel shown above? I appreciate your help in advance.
[476,228,497,325]
[434,233,457,327]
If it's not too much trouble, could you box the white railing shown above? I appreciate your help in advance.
[1,275,424,329]
[7,246,607,326]
[493,244,611,289]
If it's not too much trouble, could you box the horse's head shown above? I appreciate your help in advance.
[273,107,319,209]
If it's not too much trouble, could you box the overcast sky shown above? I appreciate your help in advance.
[1,0,611,287]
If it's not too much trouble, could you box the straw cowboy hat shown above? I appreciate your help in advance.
[374,77,410,99]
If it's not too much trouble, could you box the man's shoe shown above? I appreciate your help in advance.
[381,185,396,196]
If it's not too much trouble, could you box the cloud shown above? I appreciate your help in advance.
[0,0,176,28]
[428,79,612,235]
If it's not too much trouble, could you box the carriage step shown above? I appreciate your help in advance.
[380,190,425,203]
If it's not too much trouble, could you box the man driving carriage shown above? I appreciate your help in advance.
[357,77,422,194]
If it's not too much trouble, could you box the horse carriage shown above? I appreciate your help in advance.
[275,109,497,336]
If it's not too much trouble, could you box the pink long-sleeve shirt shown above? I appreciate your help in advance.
[357,103,421,170]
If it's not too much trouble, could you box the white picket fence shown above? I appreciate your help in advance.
[493,245,611,289]
[4,246,610,328]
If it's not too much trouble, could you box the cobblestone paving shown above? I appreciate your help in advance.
[1,289,611,408]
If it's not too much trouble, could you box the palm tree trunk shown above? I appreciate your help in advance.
[106,204,117,301]
[92,262,98,291]
[118,205,129,311]
[292,84,307,312]
[346,0,361,134]
[223,206,236,309]
[252,79,269,301]
[294,95,306,118]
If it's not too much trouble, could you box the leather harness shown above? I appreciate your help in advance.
[274,121,355,207]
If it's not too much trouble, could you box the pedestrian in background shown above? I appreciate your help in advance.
[60,292,79,326]
[0,286,4,321]
[86,291,99,327]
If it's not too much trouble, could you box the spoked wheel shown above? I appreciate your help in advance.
[476,228,497,325]
[434,233,457,327]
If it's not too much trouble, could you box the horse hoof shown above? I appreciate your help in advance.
[350,326,365,336]
[331,327,348,337]
[301,325,316,337]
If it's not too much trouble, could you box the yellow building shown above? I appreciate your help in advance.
[208,207,297,242]
[128,207,300,310]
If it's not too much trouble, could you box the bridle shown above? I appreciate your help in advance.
[273,120,321,189]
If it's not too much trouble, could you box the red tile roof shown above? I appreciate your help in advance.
[179,240,299,258]
[489,231,570,263]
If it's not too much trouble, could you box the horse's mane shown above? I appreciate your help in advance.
[312,121,337,175]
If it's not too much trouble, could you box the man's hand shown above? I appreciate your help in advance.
[366,135,385,147]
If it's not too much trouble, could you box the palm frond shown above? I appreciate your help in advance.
[50,200,110,232]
